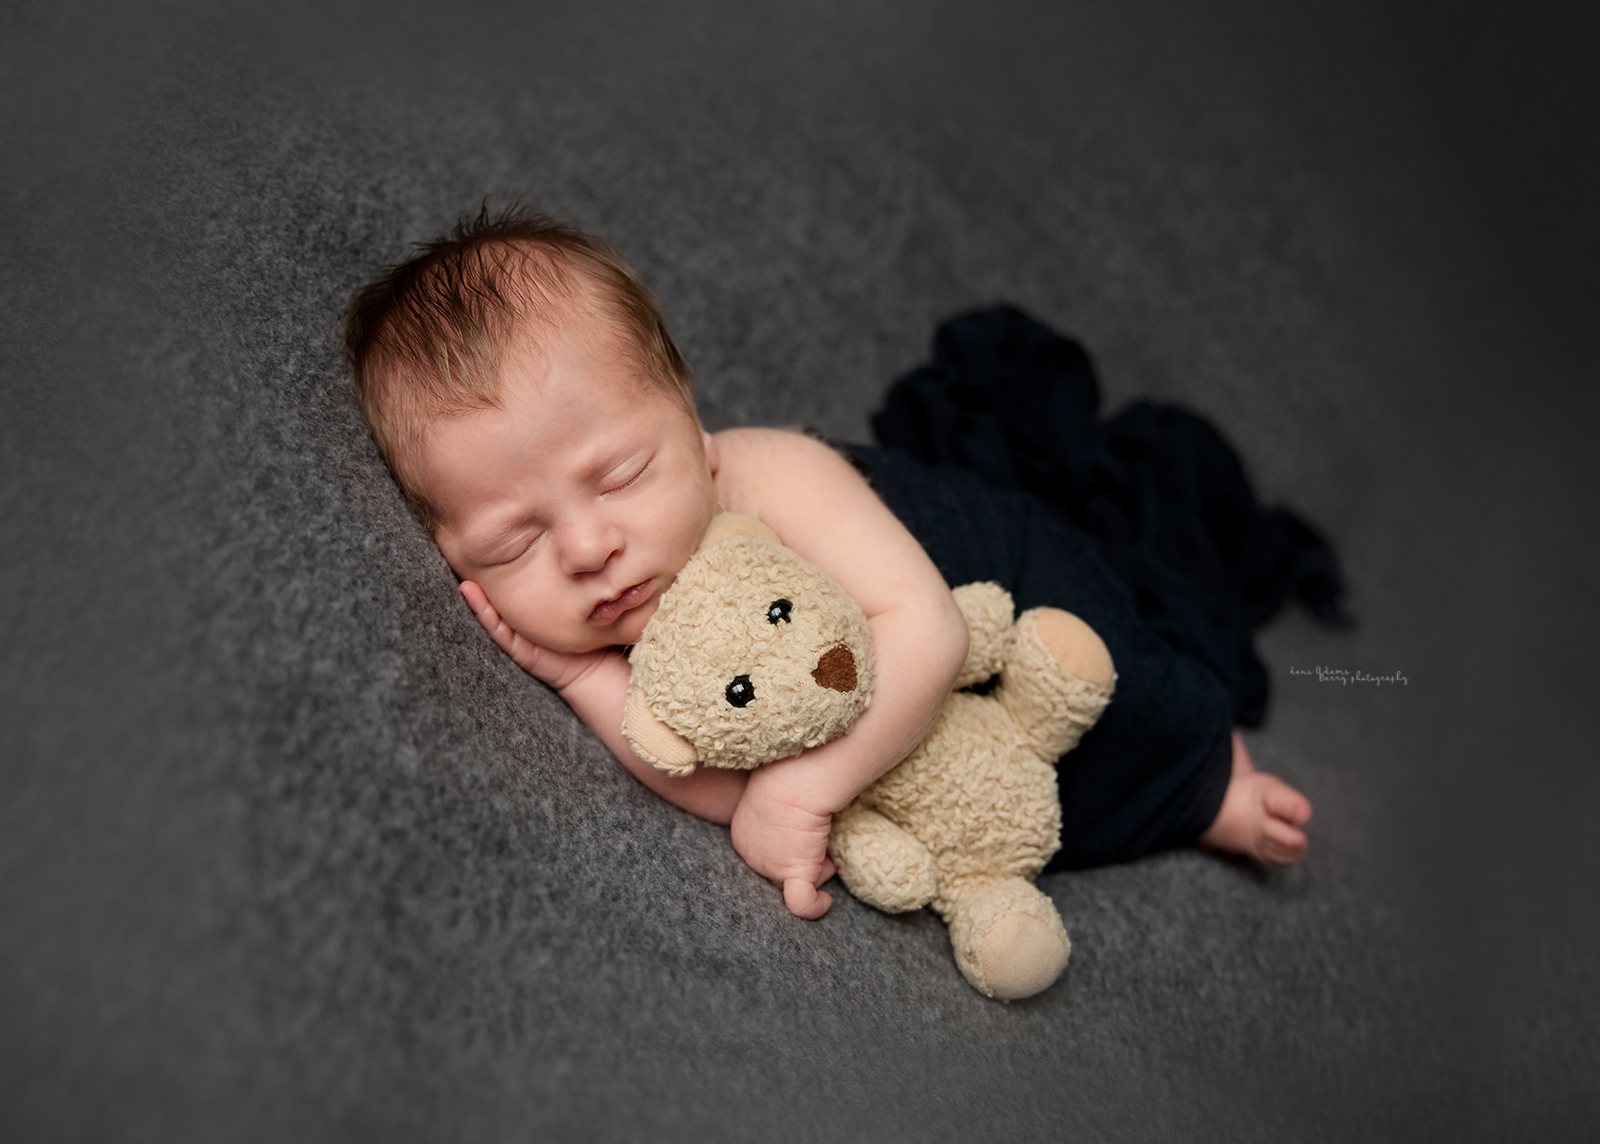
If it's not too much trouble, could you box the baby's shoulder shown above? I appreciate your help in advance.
[710,427,857,508]
[711,424,828,459]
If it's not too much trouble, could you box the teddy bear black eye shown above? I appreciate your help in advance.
[725,675,755,707]
[767,599,792,624]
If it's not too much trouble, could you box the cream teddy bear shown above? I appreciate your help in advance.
[623,514,1116,1000]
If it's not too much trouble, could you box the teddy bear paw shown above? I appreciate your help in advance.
[1029,609,1115,691]
[947,877,1071,1001]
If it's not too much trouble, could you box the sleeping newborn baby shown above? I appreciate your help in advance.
[342,207,1313,919]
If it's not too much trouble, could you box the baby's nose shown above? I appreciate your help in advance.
[559,517,622,574]
[812,645,857,693]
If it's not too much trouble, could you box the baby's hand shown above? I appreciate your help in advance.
[460,581,608,692]
[730,764,839,920]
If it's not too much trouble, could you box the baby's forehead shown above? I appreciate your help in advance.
[498,303,695,415]
[498,313,664,406]
[498,259,636,350]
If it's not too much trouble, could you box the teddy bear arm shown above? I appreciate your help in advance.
[621,686,700,775]
[828,803,939,913]
[995,608,1115,761]
[950,582,1014,690]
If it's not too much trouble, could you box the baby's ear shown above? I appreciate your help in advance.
[702,513,778,548]
[622,687,699,776]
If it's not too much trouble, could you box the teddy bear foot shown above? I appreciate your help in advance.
[1029,608,1115,691]
[829,804,940,913]
[945,877,1071,1000]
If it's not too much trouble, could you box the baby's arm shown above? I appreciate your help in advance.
[712,429,970,918]
[460,582,749,823]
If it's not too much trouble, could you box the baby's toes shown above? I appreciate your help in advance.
[1262,778,1313,827]
[1259,817,1309,865]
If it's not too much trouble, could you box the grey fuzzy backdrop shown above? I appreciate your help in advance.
[3,1,1597,1141]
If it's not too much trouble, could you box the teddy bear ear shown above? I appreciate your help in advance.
[701,513,779,548]
[622,687,700,776]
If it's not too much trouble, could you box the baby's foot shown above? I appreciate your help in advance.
[1199,732,1312,865]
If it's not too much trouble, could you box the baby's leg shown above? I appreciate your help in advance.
[841,446,1239,870]
[1198,733,1313,865]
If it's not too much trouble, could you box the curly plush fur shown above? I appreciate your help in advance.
[623,514,874,774]
[624,514,1115,1000]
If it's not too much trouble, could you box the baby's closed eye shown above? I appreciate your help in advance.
[477,527,544,566]
[598,453,652,496]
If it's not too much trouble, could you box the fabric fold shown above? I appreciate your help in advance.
[872,305,1352,727]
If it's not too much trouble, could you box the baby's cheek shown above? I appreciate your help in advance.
[491,590,559,649]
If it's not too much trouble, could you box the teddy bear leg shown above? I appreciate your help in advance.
[942,877,1071,1001]
[828,804,940,913]
[998,609,1116,761]
[1031,608,1115,690]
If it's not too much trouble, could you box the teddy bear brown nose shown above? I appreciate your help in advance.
[812,645,857,692]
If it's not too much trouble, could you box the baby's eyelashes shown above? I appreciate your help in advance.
[478,530,543,567]
[599,455,652,496]
[509,532,545,562]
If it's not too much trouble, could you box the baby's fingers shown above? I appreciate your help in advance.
[460,582,511,645]
[783,877,832,920]
[460,582,545,675]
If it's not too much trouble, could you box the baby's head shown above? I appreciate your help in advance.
[345,207,719,653]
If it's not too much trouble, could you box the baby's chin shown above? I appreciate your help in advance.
[609,594,663,646]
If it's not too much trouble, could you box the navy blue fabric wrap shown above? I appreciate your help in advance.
[871,305,1353,728]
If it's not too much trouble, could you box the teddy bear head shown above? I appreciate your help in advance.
[622,514,874,775]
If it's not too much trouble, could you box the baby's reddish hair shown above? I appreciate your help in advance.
[344,205,693,524]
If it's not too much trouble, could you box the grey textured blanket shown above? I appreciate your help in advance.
[3,2,1596,1141]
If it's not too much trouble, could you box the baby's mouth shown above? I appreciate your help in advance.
[589,578,655,626]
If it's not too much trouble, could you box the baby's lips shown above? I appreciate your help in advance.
[589,577,654,625]
[812,645,857,692]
